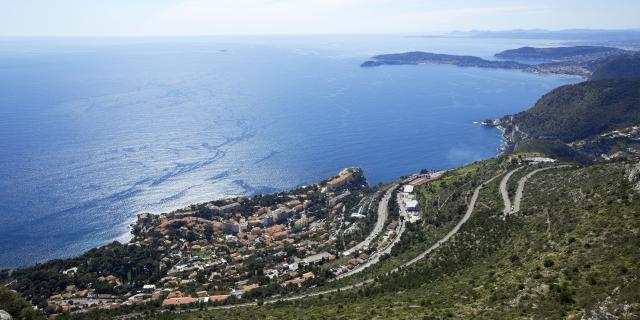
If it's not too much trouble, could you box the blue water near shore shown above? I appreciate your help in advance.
[0,36,577,268]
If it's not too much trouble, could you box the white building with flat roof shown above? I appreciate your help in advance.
[405,200,418,212]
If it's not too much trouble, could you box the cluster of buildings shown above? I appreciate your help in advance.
[44,169,370,316]
[399,172,445,223]
[47,284,121,316]
[328,252,371,277]
[398,184,420,223]
[36,167,457,318]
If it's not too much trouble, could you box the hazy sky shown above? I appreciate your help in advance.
[2,0,640,36]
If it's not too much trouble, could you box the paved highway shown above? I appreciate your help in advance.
[499,166,524,216]
[400,172,503,268]
[342,185,395,257]
[511,165,570,214]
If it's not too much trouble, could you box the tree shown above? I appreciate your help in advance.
[0,287,42,319]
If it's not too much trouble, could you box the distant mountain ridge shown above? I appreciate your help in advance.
[447,29,640,41]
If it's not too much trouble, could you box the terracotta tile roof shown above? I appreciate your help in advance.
[209,295,230,302]
[162,297,196,306]
[166,291,183,299]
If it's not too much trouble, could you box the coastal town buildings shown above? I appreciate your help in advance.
[39,168,376,316]
[35,167,444,317]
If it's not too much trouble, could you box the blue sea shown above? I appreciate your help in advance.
[0,36,577,268]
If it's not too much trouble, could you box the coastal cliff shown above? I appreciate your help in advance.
[497,78,640,162]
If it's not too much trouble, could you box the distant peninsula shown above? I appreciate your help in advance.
[361,46,637,78]
[360,52,531,70]
[494,45,626,60]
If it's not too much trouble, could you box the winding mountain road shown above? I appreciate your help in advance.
[401,172,503,268]
[119,172,505,318]
[194,172,503,312]
[342,185,395,257]
[336,184,403,279]
[499,166,524,215]
[511,165,571,215]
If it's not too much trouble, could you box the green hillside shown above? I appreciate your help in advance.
[511,79,640,142]
[590,54,640,80]
[498,78,640,161]
[0,287,41,319]
[130,158,640,320]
